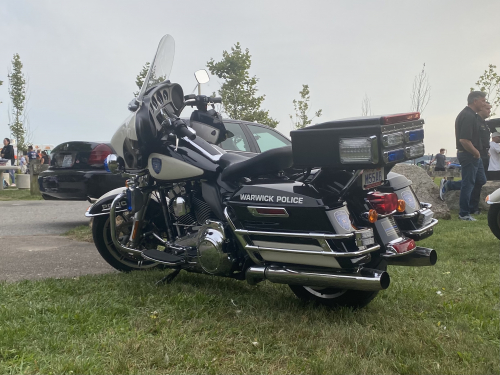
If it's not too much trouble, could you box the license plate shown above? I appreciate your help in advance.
[62,154,73,168]
[362,168,384,190]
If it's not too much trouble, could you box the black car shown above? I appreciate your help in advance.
[39,121,291,201]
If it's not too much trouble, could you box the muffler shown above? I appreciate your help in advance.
[246,265,390,291]
[383,247,437,267]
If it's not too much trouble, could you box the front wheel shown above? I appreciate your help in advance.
[488,204,500,240]
[92,213,160,272]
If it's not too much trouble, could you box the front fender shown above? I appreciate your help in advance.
[486,187,500,205]
[85,187,128,217]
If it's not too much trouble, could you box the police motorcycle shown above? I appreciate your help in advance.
[86,34,438,308]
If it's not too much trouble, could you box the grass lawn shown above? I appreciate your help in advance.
[64,224,93,243]
[0,188,42,201]
[1,215,499,374]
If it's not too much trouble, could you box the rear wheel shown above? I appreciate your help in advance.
[288,259,387,309]
[488,204,500,240]
[92,213,160,272]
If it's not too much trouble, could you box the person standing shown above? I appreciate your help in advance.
[1,138,16,186]
[27,145,37,161]
[478,102,492,173]
[431,149,447,171]
[41,151,50,165]
[488,132,500,180]
[439,91,487,221]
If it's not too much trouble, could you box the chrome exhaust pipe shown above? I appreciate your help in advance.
[246,265,390,291]
[383,247,437,267]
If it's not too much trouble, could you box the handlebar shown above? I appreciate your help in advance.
[184,94,222,106]
[176,125,196,140]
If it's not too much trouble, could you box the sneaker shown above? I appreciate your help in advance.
[10,184,16,187]
[459,215,477,221]
[471,210,481,215]
[439,179,447,201]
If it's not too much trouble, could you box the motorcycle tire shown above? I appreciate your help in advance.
[288,285,379,309]
[92,214,161,272]
[288,259,386,309]
[487,204,500,240]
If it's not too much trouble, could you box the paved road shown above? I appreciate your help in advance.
[0,200,116,282]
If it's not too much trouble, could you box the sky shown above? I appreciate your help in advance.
[1,0,499,157]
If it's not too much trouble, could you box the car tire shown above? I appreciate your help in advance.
[488,204,500,240]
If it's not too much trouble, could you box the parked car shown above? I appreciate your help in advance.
[447,157,461,170]
[39,121,291,201]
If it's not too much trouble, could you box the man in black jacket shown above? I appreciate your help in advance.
[1,138,16,186]
[439,91,487,221]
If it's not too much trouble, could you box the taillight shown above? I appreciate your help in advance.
[88,144,113,166]
[381,112,420,125]
[366,192,398,214]
[390,238,416,254]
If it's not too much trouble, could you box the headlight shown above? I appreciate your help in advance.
[339,136,379,164]
[405,143,425,159]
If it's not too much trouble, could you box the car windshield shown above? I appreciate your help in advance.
[137,34,175,101]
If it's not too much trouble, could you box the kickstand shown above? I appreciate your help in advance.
[156,269,181,286]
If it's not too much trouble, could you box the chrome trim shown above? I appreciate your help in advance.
[376,209,397,219]
[247,206,289,218]
[109,193,143,255]
[224,207,380,260]
[382,247,437,267]
[224,207,263,265]
[402,218,438,235]
[245,265,390,291]
[246,243,380,258]
[181,137,222,162]
[394,202,433,219]
[234,228,354,240]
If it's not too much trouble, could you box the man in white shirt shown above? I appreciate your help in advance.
[488,132,500,180]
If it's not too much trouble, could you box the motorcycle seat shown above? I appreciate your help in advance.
[220,146,293,182]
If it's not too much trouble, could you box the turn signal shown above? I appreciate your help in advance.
[397,199,406,212]
[485,195,490,203]
[368,209,378,223]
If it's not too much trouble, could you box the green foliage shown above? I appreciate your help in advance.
[7,54,27,151]
[134,62,150,97]
[290,84,322,129]
[471,64,500,116]
[207,43,279,128]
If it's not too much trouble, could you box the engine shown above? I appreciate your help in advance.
[168,183,234,275]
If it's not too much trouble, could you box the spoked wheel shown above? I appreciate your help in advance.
[488,204,500,240]
[92,213,161,272]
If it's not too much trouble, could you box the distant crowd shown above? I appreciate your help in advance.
[1,138,51,187]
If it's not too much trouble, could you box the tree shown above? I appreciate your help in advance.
[8,53,28,151]
[410,63,431,114]
[134,62,150,97]
[471,64,500,116]
[361,94,371,116]
[207,43,279,128]
[289,84,322,129]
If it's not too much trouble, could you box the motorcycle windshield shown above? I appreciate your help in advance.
[137,34,175,101]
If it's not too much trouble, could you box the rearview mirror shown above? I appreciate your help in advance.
[194,69,210,84]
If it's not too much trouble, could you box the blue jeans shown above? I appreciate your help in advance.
[9,169,15,184]
[446,152,487,216]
